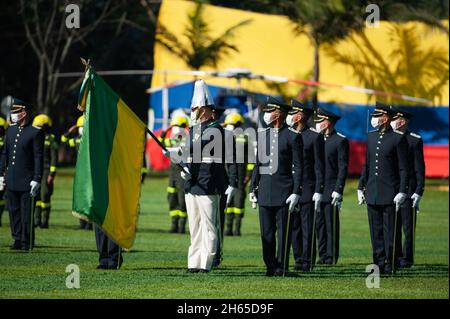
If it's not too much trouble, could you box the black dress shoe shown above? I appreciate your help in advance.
[265,269,276,277]
[398,259,413,268]
[301,264,311,272]
[10,241,21,250]
[199,269,210,273]
[274,269,286,276]
[187,268,200,273]
[96,264,108,269]
[40,223,49,229]
[293,264,302,271]
[384,263,393,274]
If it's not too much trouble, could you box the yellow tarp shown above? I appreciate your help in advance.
[152,0,449,105]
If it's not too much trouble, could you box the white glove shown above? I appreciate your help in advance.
[225,186,237,205]
[411,193,421,209]
[393,192,407,211]
[0,176,4,191]
[312,192,322,212]
[30,180,40,197]
[286,194,300,213]
[331,191,342,206]
[249,192,258,209]
[162,147,180,158]
[180,167,191,181]
[357,189,365,205]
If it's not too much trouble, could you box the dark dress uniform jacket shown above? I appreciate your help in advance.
[358,127,409,205]
[299,127,325,203]
[185,119,238,195]
[405,131,425,197]
[0,122,44,191]
[250,126,303,207]
[322,131,349,203]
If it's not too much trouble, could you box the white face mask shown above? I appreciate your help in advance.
[190,109,200,126]
[371,117,380,129]
[286,114,294,127]
[263,112,274,126]
[315,122,326,133]
[10,113,24,124]
[225,124,234,131]
[78,127,83,136]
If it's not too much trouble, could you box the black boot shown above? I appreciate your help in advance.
[0,206,4,227]
[225,214,234,236]
[170,216,179,233]
[234,214,242,236]
[40,208,50,229]
[178,217,187,234]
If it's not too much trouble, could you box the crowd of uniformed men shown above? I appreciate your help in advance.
[0,80,425,275]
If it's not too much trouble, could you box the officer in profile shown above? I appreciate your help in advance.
[314,107,349,265]
[390,106,425,268]
[0,97,44,251]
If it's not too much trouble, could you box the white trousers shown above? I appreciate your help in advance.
[185,193,219,270]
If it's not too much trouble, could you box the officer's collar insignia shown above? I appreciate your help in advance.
[309,127,319,133]
[288,127,299,134]
[410,132,421,139]
[393,129,404,135]
[206,120,220,128]
[33,125,42,130]
[337,132,346,138]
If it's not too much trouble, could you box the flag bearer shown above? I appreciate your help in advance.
[0,98,44,251]
[32,114,58,229]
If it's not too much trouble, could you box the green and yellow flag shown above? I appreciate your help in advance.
[72,68,146,249]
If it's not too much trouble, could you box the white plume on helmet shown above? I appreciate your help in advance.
[190,80,215,110]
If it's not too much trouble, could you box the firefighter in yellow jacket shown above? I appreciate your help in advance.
[160,113,190,233]
[0,117,7,227]
[223,112,253,236]
[32,114,58,228]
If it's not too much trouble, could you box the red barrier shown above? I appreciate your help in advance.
[146,135,449,178]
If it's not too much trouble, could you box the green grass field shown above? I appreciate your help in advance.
[0,170,448,299]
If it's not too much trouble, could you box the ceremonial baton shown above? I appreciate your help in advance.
[392,204,400,274]
[310,206,318,271]
[283,206,293,277]
[332,202,337,265]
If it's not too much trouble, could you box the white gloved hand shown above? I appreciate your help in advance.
[286,194,300,213]
[393,192,407,211]
[249,192,258,209]
[331,191,342,206]
[0,176,5,192]
[357,189,365,205]
[162,147,181,158]
[312,192,322,212]
[411,193,421,209]
[30,180,40,197]
[225,186,237,205]
[180,168,192,181]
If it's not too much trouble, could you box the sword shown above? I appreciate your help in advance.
[310,206,318,271]
[332,203,337,265]
[29,196,35,252]
[412,206,417,265]
[282,207,293,277]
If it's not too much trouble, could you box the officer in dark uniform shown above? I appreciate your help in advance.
[250,96,303,276]
[358,102,409,274]
[390,106,425,268]
[223,112,251,237]
[32,114,58,229]
[0,98,44,251]
[314,107,349,265]
[286,99,325,272]
[94,225,123,269]
[61,115,92,230]
[0,116,7,227]
[160,114,189,233]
